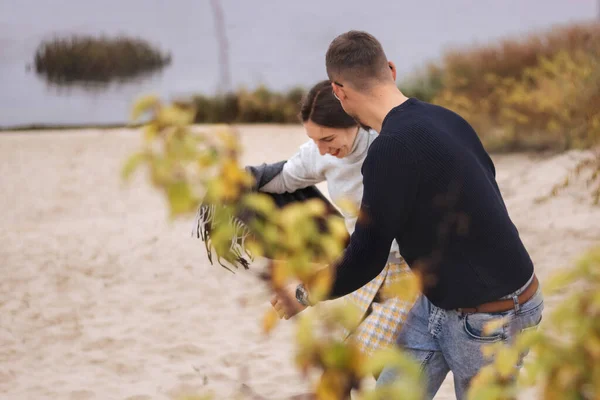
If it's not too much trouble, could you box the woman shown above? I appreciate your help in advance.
[263,80,414,356]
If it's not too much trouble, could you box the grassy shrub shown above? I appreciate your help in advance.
[191,85,306,124]
[189,78,446,125]
[438,22,600,99]
[399,64,444,103]
[432,22,600,151]
[34,35,172,84]
[435,49,600,151]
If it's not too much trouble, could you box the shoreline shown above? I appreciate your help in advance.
[0,124,579,158]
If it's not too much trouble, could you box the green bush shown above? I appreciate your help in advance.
[190,85,306,124]
[34,35,171,84]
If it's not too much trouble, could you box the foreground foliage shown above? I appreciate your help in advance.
[123,95,600,399]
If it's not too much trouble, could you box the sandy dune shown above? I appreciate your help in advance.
[0,126,598,400]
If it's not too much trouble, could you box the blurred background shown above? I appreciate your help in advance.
[0,0,598,128]
[1,2,600,399]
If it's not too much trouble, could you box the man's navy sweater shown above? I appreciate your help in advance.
[328,98,534,309]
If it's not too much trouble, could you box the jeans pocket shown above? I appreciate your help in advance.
[515,290,544,333]
[463,311,512,342]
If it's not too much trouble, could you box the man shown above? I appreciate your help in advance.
[271,31,543,399]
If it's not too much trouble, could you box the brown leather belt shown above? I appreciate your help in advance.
[457,275,539,314]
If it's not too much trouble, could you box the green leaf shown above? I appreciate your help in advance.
[493,347,520,379]
[121,152,146,180]
[362,348,420,379]
[295,313,315,349]
[157,105,196,127]
[243,193,276,216]
[131,94,159,122]
[166,181,195,216]
[544,269,577,294]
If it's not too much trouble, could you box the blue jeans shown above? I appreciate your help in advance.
[376,279,544,400]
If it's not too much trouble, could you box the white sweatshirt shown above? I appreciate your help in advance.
[260,128,400,257]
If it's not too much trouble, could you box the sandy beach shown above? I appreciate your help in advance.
[0,126,599,400]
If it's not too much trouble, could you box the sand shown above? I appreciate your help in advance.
[0,126,598,400]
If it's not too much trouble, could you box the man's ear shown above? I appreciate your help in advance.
[389,61,397,81]
[331,82,346,100]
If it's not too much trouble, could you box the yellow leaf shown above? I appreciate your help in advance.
[327,217,349,241]
[262,309,279,334]
[328,302,362,332]
[480,342,503,360]
[336,197,358,216]
[243,193,276,216]
[131,94,159,121]
[271,260,290,289]
[295,313,315,349]
[320,236,344,261]
[544,269,577,294]
[315,370,347,400]
[166,181,196,216]
[380,271,421,303]
[245,239,264,259]
[157,105,195,126]
[216,128,240,152]
[556,365,581,389]
[143,122,160,142]
[513,328,542,353]
[307,268,333,303]
[493,347,519,379]
[321,342,352,369]
[466,383,504,400]
[121,152,146,180]
[362,347,420,378]
[482,317,509,336]
[585,335,600,360]
[280,203,305,228]
[304,198,326,216]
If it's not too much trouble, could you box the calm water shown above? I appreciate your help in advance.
[0,0,596,127]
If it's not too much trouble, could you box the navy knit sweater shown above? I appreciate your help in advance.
[328,98,534,309]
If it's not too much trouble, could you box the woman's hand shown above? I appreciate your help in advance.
[270,282,307,319]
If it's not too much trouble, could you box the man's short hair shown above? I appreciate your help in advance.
[326,31,391,91]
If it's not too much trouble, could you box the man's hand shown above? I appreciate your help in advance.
[270,282,307,320]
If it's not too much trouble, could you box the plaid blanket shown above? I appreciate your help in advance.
[345,259,415,356]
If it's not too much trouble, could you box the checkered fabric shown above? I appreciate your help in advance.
[343,260,415,356]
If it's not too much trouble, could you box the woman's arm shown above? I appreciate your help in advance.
[260,141,326,194]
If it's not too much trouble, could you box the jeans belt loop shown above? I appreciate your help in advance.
[512,294,520,313]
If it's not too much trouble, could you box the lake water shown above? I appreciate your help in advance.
[0,0,596,127]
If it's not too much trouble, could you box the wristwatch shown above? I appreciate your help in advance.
[295,283,311,307]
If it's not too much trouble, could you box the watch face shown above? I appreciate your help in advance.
[295,285,307,306]
[295,286,303,303]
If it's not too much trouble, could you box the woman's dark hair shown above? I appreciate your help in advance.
[299,80,358,129]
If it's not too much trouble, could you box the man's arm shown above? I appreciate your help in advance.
[327,136,419,298]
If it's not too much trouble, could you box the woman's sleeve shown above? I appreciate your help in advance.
[260,141,326,193]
